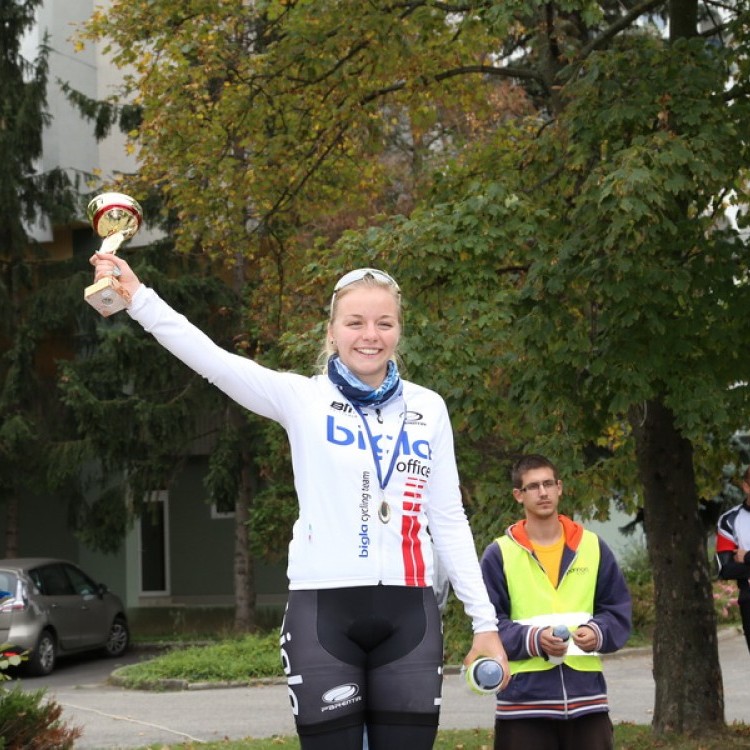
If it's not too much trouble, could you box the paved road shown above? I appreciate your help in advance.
[13,628,750,748]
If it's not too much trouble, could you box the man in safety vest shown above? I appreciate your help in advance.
[480,454,631,750]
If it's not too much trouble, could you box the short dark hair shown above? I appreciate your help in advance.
[511,454,559,489]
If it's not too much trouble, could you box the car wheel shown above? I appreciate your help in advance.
[27,630,56,676]
[103,616,129,657]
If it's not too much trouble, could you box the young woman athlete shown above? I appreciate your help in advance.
[89,256,509,750]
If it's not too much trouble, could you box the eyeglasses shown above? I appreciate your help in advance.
[520,479,559,494]
[332,268,400,296]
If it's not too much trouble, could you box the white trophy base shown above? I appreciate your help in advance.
[84,277,131,317]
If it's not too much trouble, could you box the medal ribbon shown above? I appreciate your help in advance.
[353,403,406,492]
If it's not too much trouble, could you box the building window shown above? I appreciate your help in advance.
[139,491,170,596]
[211,496,236,519]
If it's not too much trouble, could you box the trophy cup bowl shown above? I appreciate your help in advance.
[84,193,143,317]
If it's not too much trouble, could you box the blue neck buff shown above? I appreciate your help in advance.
[327,355,402,407]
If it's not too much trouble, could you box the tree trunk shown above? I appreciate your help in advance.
[229,404,257,632]
[629,398,724,735]
[233,479,256,632]
[4,495,19,557]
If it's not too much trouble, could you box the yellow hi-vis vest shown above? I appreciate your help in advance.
[497,530,603,675]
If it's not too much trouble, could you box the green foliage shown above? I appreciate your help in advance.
[0,0,83,551]
[113,633,281,688]
[627,578,657,643]
[503,33,750,467]
[204,418,244,510]
[620,542,654,588]
[0,686,82,749]
[0,644,25,681]
[59,0,750,512]
[76,0,527,253]
[441,592,475,665]
[56,248,246,550]
[129,605,283,640]
[251,478,298,561]
[0,1,72,228]
[619,541,742,641]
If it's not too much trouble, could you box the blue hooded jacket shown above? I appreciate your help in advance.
[480,515,632,720]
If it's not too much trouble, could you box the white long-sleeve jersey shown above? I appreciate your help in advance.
[127,285,498,632]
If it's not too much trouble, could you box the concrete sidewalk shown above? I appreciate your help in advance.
[44,628,750,748]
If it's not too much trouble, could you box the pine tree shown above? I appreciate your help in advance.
[0,0,79,555]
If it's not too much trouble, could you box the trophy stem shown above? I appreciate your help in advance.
[99,231,127,255]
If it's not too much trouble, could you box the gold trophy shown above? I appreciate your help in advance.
[84,192,143,317]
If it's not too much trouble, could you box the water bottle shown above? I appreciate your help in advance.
[461,657,505,694]
[548,624,570,665]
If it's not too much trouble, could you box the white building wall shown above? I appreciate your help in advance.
[25,0,158,246]
[34,1,100,182]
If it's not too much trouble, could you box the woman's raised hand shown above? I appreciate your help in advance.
[89,253,142,300]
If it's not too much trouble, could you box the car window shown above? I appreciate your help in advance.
[33,564,76,596]
[0,571,16,597]
[28,568,43,593]
[64,564,98,596]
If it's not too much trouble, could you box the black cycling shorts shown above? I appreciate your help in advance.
[280,585,444,736]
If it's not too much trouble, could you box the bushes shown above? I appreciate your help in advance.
[713,580,741,624]
[0,646,24,679]
[0,686,82,750]
[619,542,657,643]
[442,594,475,665]
[620,541,742,644]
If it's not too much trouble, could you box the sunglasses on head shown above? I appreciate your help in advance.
[332,268,400,295]
[329,268,401,312]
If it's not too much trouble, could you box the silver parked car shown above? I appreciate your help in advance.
[0,558,129,676]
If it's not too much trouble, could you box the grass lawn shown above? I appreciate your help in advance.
[129,724,750,749]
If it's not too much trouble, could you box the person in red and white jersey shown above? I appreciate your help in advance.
[716,466,750,654]
[89,255,509,750]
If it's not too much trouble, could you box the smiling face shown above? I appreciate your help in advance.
[328,285,401,387]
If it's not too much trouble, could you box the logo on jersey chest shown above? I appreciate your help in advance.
[326,415,432,460]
